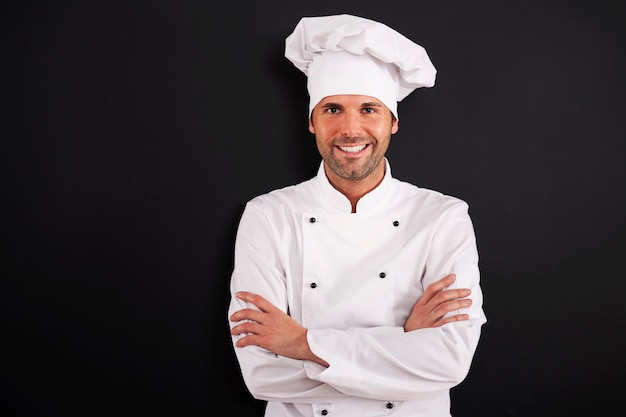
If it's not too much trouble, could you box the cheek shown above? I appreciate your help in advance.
[312,121,338,139]
[371,125,393,140]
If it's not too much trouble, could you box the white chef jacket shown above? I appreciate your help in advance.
[228,159,486,417]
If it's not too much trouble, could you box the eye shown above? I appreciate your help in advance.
[325,107,340,114]
[362,107,375,114]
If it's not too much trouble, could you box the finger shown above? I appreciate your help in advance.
[234,333,263,348]
[417,274,457,305]
[432,298,472,319]
[230,320,262,336]
[229,307,266,323]
[236,291,279,313]
[435,288,471,303]
[437,313,470,327]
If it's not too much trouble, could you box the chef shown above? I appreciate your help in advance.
[228,13,486,417]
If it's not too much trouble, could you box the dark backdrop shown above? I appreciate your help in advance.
[3,1,625,416]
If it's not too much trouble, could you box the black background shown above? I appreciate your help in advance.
[3,1,625,416]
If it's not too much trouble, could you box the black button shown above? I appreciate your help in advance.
[321,410,328,416]
[393,220,399,227]
[309,217,316,223]
[386,402,394,409]
[310,282,317,288]
[379,272,386,279]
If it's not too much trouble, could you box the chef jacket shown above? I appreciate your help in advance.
[228,158,486,417]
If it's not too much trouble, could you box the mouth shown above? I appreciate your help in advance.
[338,144,368,154]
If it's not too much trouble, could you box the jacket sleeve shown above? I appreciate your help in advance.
[303,203,486,401]
[228,200,347,403]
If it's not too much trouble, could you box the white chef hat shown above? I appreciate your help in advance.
[284,14,437,120]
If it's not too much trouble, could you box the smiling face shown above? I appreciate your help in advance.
[309,94,399,193]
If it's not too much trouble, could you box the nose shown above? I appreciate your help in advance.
[340,112,362,137]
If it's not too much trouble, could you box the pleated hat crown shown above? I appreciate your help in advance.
[285,14,437,119]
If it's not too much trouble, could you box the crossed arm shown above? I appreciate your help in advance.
[229,273,472,367]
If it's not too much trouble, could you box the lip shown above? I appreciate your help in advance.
[336,144,369,156]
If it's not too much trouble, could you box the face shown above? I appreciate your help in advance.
[308,95,398,184]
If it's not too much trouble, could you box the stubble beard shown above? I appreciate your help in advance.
[325,141,384,181]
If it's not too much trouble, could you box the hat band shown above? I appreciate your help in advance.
[307,51,399,119]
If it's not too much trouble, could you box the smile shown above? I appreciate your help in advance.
[338,144,367,153]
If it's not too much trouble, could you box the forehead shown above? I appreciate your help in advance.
[318,94,386,108]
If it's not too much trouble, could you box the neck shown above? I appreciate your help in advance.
[324,162,386,213]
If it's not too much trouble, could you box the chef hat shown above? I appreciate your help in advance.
[285,14,437,119]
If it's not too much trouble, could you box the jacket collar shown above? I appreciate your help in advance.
[315,158,394,213]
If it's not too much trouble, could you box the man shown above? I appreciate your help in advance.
[228,14,486,417]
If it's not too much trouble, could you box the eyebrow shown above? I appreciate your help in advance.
[320,102,342,109]
[320,101,383,109]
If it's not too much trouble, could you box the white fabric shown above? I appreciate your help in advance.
[306,50,400,120]
[228,159,486,417]
[285,14,437,119]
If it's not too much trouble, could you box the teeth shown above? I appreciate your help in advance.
[339,145,366,153]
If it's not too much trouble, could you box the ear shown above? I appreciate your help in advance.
[391,118,399,134]
[308,118,315,134]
